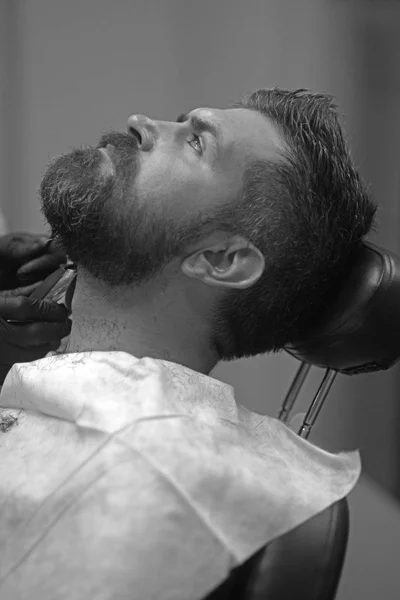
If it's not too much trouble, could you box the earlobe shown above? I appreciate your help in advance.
[181,241,265,290]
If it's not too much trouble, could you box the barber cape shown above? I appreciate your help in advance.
[0,351,360,600]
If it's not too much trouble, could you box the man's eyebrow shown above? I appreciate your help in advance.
[176,112,223,147]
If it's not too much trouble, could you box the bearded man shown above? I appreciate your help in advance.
[0,88,376,599]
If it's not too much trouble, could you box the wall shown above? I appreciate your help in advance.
[0,0,9,233]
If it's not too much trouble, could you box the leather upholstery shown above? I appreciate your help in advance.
[205,498,349,600]
[285,243,400,374]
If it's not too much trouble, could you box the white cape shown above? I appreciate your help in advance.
[0,351,361,600]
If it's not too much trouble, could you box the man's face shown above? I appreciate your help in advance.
[41,106,284,360]
[41,107,282,286]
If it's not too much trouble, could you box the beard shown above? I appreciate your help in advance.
[40,131,201,287]
[40,131,305,362]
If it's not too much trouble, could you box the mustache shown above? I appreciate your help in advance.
[41,130,139,190]
[97,130,139,153]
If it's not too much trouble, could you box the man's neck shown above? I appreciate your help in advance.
[64,273,219,375]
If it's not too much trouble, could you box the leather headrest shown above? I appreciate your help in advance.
[284,243,400,374]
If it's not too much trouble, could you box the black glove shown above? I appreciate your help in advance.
[0,232,67,290]
[0,282,72,385]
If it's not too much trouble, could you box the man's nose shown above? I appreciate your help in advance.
[126,115,159,152]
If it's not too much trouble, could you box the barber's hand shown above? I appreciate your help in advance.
[0,232,67,290]
[0,282,72,385]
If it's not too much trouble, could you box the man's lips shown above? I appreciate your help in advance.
[96,135,139,170]
[103,143,115,155]
[98,146,115,172]
[98,144,115,160]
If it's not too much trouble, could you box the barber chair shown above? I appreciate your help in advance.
[205,241,400,600]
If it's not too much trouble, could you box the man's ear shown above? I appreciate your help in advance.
[181,235,265,289]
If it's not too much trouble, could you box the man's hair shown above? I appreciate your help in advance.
[211,88,377,352]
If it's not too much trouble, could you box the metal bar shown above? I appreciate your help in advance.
[278,362,311,423]
[298,369,338,439]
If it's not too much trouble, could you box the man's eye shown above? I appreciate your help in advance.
[188,133,202,155]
